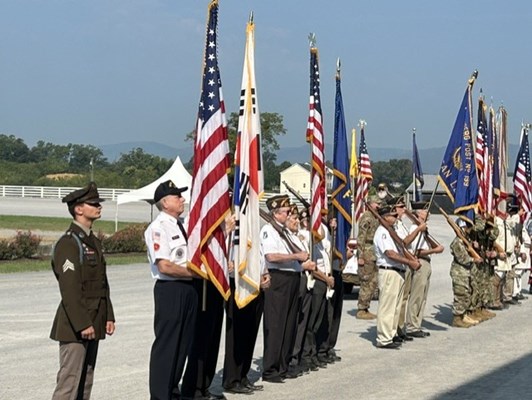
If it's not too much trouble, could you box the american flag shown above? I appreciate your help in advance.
[306,43,326,240]
[475,97,491,213]
[187,0,231,300]
[232,17,263,308]
[513,125,532,216]
[354,125,372,223]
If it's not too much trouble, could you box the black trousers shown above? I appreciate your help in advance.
[149,280,197,400]
[290,274,312,365]
[222,278,264,387]
[181,280,225,398]
[262,269,300,379]
[318,270,344,356]
[302,279,327,363]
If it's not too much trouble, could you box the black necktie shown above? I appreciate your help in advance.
[177,220,188,242]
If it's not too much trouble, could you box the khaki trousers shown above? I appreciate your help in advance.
[52,341,99,400]
[376,269,405,346]
[405,259,432,332]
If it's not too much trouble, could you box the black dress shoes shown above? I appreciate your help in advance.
[392,335,404,343]
[376,342,401,349]
[262,375,284,383]
[399,333,414,341]
[223,383,253,395]
[407,330,430,338]
[242,379,263,391]
[203,391,226,400]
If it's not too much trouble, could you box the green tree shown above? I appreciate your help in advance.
[371,159,412,191]
[29,141,70,163]
[0,134,30,162]
[68,144,109,173]
[112,148,172,187]
[185,111,287,189]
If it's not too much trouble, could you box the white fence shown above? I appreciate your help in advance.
[0,185,310,210]
[0,185,131,201]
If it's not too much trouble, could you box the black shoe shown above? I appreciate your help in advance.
[392,335,404,343]
[283,367,301,379]
[203,391,226,400]
[329,352,342,362]
[407,330,429,338]
[376,342,401,349]
[516,293,528,300]
[244,381,264,392]
[242,379,263,392]
[307,359,319,371]
[223,383,253,395]
[400,333,414,341]
[316,357,328,368]
[262,375,284,383]
[298,361,311,374]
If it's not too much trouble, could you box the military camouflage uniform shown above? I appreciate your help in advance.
[450,237,475,316]
[357,210,379,311]
[470,220,498,309]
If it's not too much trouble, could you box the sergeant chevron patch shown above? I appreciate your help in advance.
[62,259,75,273]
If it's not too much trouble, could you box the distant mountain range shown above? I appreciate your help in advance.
[100,141,519,174]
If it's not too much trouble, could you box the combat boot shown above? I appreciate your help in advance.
[480,307,496,320]
[463,313,480,325]
[471,309,488,323]
[451,315,475,328]
[356,309,377,320]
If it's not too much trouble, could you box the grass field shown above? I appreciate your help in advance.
[0,253,147,273]
[0,215,146,273]
[0,215,140,235]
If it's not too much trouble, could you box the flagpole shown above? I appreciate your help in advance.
[412,128,416,203]
[350,128,357,238]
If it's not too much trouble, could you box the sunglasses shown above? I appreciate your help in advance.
[85,202,102,208]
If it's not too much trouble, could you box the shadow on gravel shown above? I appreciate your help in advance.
[359,326,377,344]
[432,351,532,400]
[432,303,453,326]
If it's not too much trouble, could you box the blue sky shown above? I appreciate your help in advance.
[1,0,531,153]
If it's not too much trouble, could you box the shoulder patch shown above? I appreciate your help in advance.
[263,231,268,239]
[62,259,75,273]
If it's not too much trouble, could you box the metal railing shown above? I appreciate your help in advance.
[0,185,131,201]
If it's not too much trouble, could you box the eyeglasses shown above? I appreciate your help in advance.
[395,205,406,208]
[85,202,102,208]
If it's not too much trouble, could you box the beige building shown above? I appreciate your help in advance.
[279,163,333,200]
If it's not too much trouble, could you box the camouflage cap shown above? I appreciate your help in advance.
[367,195,382,205]
[473,216,486,231]
[266,194,291,211]
[62,182,104,206]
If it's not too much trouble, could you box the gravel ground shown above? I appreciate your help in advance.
[1,199,531,399]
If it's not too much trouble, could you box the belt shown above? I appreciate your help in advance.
[156,279,193,284]
[378,266,405,273]
[418,255,431,262]
[269,269,300,274]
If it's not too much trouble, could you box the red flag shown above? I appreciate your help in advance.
[187,0,231,300]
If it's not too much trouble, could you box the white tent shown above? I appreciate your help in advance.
[116,156,192,205]
[114,157,192,229]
